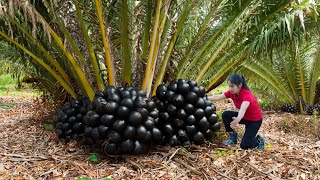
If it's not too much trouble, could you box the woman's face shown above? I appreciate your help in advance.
[228,81,242,94]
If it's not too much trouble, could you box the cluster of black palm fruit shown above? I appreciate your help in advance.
[154,79,220,146]
[281,103,296,113]
[307,104,320,115]
[53,96,91,140]
[295,99,307,112]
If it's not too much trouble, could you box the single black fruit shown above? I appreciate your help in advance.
[195,98,206,109]
[207,114,218,125]
[100,114,115,126]
[133,141,145,155]
[120,98,134,109]
[177,129,188,142]
[91,127,100,140]
[155,99,165,111]
[176,109,187,120]
[137,89,146,97]
[152,128,163,143]
[75,113,83,121]
[104,143,118,155]
[121,139,135,154]
[194,108,205,119]
[142,131,152,144]
[136,107,149,120]
[129,89,138,100]
[105,101,119,114]
[124,126,136,139]
[191,86,200,95]
[183,103,194,115]
[136,126,148,141]
[188,80,197,88]
[117,106,130,119]
[167,104,177,116]
[197,117,210,132]
[65,129,73,136]
[98,125,109,137]
[185,125,197,135]
[84,127,92,137]
[149,110,159,119]
[172,94,184,108]
[173,118,184,127]
[55,122,63,129]
[159,112,170,122]
[186,115,197,125]
[156,84,167,100]
[65,108,76,116]
[107,131,122,143]
[124,86,134,91]
[169,135,180,146]
[177,79,186,84]
[198,86,206,97]
[204,129,214,139]
[62,123,71,131]
[134,96,147,108]
[211,122,221,131]
[113,119,126,132]
[182,140,191,147]
[168,82,178,92]
[177,82,190,94]
[67,116,77,124]
[146,100,156,111]
[106,93,121,103]
[120,90,131,99]
[93,97,107,113]
[72,122,84,132]
[103,85,116,97]
[163,124,174,135]
[144,117,155,130]
[193,131,205,145]
[165,91,175,102]
[128,111,143,127]
[204,106,215,117]
[185,92,198,104]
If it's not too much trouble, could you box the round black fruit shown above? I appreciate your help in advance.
[167,104,177,116]
[168,82,178,92]
[188,80,197,88]
[136,107,148,120]
[211,122,221,131]
[100,114,115,126]
[183,103,194,115]
[120,90,131,99]
[185,125,197,135]
[120,98,134,109]
[165,91,175,102]
[105,101,119,114]
[113,119,126,132]
[146,100,156,111]
[177,82,190,94]
[128,111,142,127]
[207,114,218,125]
[195,98,206,109]
[91,127,100,140]
[121,139,135,154]
[67,116,77,124]
[172,94,184,108]
[185,92,198,104]
[98,125,109,137]
[106,93,120,103]
[197,117,210,132]
[176,109,187,120]
[149,110,159,119]
[136,126,148,141]
[194,108,205,119]
[169,135,180,146]
[72,122,84,133]
[204,129,214,139]
[107,131,122,143]
[177,129,188,142]
[117,106,130,119]
[186,115,197,125]
[204,106,215,117]
[155,99,165,111]
[144,117,155,130]
[62,123,71,131]
[152,128,163,143]
[124,126,136,139]
[193,131,205,145]
[163,124,174,135]
[197,86,206,97]
[65,108,76,116]
[104,143,118,155]
[156,84,167,100]
[159,112,170,122]
[133,141,145,155]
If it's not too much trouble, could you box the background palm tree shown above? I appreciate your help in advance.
[0,0,318,103]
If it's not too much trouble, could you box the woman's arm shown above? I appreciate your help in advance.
[230,101,250,129]
[207,94,227,101]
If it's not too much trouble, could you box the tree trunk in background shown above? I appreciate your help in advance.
[205,71,229,93]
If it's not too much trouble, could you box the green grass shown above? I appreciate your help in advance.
[0,74,39,97]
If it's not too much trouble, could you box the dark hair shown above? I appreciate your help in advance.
[227,74,249,90]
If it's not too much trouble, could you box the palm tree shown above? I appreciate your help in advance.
[0,0,317,102]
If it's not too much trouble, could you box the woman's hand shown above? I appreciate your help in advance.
[230,117,241,129]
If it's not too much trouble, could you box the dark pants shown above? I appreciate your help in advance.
[222,111,262,149]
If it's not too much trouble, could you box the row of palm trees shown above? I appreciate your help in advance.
[0,0,319,106]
